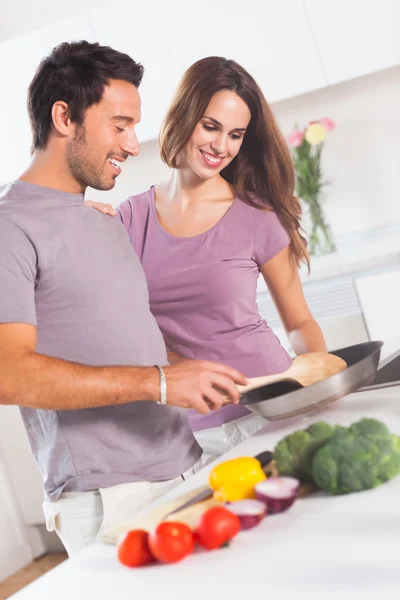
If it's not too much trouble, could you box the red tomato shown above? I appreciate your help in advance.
[149,522,194,563]
[195,506,240,550]
[117,529,155,567]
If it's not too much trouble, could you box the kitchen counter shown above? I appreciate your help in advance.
[11,386,400,600]
[298,221,400,283]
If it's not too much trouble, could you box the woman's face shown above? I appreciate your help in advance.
[182,90,251,180]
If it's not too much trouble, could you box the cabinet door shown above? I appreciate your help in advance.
[0,1,99,43]
[0,15,96,185]
[0,424,34,580]
[354,268,400,343]
[305,0,400,85]
[0,406,45,527]
[89,0,327,143]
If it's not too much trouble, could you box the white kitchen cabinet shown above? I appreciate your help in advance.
[0,14,96,185]
[0,1,100,43]
[305,0,400,85]
[89,0,327,142]
[0,444,35,581]
[354,267,400,343]
[0,407,45,526]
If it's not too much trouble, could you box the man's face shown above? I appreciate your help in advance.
[66,79,141,191]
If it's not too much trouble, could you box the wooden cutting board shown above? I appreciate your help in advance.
[100,460,316,545]
[100,485,222,545]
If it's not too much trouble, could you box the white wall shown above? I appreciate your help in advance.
[89,65,400,240]
[0,0,101,42]
[273,65,400,239]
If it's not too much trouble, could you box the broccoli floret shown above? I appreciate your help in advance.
[312,426,400,495]
[349,418,390,439]
[378,435,400,481]
[275,418,400,493]
[274,430,310,481]
[274,421,338,483]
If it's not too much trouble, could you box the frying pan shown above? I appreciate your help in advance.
[240,340,383,421]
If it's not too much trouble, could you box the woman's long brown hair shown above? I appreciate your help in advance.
[159,56,309,269]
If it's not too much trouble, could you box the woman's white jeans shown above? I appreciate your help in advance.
[194,412,267,466]
[43,459,203,557]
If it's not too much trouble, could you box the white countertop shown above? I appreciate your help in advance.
[11,386,400,600]
[260,221,400,289]
[298,222,400,284]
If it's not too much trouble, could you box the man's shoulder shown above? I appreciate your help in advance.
[0,210,24,235]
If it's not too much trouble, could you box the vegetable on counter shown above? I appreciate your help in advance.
[255,477,300,514]
[274,421,342,483]
[274,418,400,495]
[224,499,267,530]
[312,420,400,495]
[209,456,267,501]
[148,522,194,564]
[214,482,259,503]
[195,506,241,550]
[117,529,155,568]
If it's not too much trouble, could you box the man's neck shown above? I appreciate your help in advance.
[20,150,85,195]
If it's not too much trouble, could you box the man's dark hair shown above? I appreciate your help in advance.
[28,40,144,150]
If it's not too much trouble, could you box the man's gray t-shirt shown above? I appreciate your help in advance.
[0,181,201,500]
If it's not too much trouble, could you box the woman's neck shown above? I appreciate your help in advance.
[159,169,233,208]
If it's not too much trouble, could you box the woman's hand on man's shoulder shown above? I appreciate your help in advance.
[85,200,117,216]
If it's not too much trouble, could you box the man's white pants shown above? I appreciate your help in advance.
[42,413,266,557]
[43,459,203,557]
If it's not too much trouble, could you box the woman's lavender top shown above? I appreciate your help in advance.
[118,187,292,431]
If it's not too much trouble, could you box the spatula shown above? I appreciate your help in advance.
[238,352,347,396]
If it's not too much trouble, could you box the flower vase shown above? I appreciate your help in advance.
[303,194,336,257]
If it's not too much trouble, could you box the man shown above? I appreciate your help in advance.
[0,40,245,556]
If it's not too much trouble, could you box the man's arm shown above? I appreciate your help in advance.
[0,323,246,414]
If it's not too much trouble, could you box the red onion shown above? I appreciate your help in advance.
[224,499,267,530]
[254,477,300,514]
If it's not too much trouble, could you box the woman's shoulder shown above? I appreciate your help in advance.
[237,194,290,264]
[122,186,154,206]
[236,193,290,261]
[117,186,154,215]
[116,187,154,231]
[236,193,279,224]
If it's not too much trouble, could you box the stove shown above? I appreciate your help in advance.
[361,347,400,390]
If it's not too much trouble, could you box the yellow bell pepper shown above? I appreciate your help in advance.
[209,457,266,502]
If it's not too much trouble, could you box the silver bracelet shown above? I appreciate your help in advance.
[154,365,167,405]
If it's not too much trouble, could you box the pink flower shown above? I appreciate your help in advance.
[287,130,305,147]
[320,117,335,132]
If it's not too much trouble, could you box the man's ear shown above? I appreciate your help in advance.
[51,101,73,137]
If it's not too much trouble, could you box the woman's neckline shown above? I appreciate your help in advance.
[149,185,238,241]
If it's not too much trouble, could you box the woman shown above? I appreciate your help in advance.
[90,56,326,463]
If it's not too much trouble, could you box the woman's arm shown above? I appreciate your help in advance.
[260,246,327,355]
[167,351,186,364]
